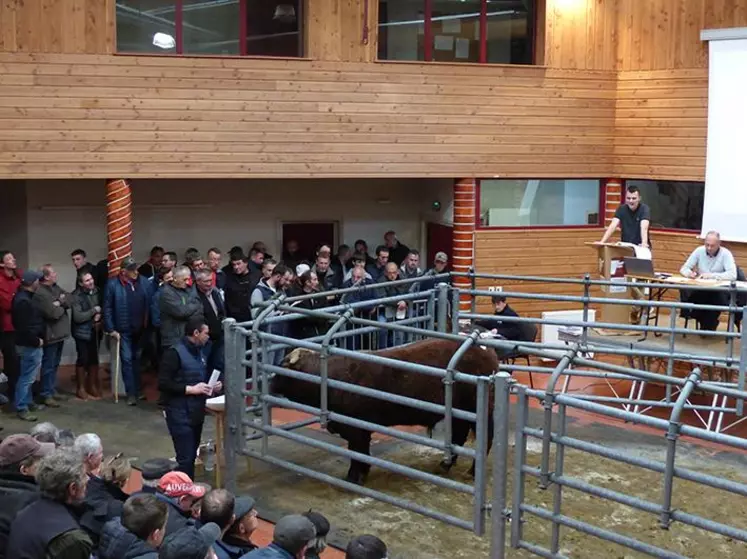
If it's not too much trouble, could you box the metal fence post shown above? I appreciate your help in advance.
[660,368,701,529]
[739,306,747,416]
[727,282,737,360]
[581,273,591,346]
[444,332,480,469]
[320,309,354,429]
[222,318,241,494]
[436,282,449,333]
[451,287,461,334]
[490,372,512,559]
[473,376,490,537]
[511,384,529,548]
[469,267,477,315]
[426,290,436,333]
[550,403,567,554]
[665,306,678,404]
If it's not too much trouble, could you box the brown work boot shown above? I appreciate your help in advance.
[75,366,89,400]
[86,365,102,400]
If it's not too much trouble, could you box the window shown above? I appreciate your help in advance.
[378,0,534,64]
[115,0,303,57]
[479,179,601,228]
[625,180,705,231]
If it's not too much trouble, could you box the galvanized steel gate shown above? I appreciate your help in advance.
[222,273,747,558]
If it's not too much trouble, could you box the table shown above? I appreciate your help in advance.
[206,396,225,488]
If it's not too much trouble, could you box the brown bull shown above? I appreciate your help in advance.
[276,337,500,485]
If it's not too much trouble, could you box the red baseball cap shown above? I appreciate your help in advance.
[158,471,206,498]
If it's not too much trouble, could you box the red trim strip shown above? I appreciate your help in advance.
[479,0,487,64]
[175,0,184,54]
[424,0,433,62]
[239,0,248,56]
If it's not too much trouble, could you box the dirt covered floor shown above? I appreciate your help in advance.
[239,409,747,559]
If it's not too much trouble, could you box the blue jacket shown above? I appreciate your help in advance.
[150,285,165,328]
[103,276,150,334]
[241,543,295,559]
[98,518,158,559]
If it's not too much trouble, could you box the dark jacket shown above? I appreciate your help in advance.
[388,242,410,267]
[0,471,40,559]
[376,277,410,318]
[83,476,127,527]
[158,284,203,348]
[198,287,226,342]
[71,286,101,341]
[12,289,45,348]
[223,271,254,323]
[214,536,257,559]
[137,261,158,280]
[158,337,210,417]
[150,492,196,536]
[33,282,72,344]
[97,518,158,559]
[289,292,329,340]
[475,305,522,341]
[242,543,295,559]
[340,277,376,305]
[103,276,150,335]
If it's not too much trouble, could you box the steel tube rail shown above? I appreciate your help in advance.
[239,449,475,531]
[259,363,479,421]
[520,505,685,559]
[222,318,241,494]
[260,394,476,458]
[490,373,512,559]
[473,377,490,536]
[280,274,449,303]
[244,417,319,442]
[510,384,529,548]
[451,287,461,334]
[552,394,734,412]
[669,509,747,543]
[255,423,475,494]
[739,312,747,414]
[444,331,481,466]
[437,282,449,334]
[550,404,566,554]
[320,309,354,428]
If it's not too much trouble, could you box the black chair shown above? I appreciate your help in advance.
[500,321,538,388]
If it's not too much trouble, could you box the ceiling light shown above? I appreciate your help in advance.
[153,32,175,49]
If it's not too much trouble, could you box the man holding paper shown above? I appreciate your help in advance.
[158,317,222,478]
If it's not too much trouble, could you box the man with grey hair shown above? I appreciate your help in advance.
[242,514,315,558]
[160,265,203,349]
[31,421,60,444]
[73,433,104,477]
[7,449,93,559]
[679,230,738,331]
[195,268,226,374]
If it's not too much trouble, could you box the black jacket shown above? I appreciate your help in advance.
[475,305,522,341]
[83,476,127,531]
[11,289,45,347]
[0,471,40,559]
[97,518,158,559]
[198,288,226,341]
[224,272,254,323]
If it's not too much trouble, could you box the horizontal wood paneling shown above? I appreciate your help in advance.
[614,68,707,180]
[0,0,111,54]
[307,0,377,62]
[473,228,604,316]
[616,0,747,71]
[0,53,616,179]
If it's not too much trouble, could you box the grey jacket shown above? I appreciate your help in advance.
[71,287,101,341]
[32,283,71,344]
[159,283,203,348]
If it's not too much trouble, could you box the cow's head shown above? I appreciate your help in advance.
[282,347,316,369]
[274,347,319,396]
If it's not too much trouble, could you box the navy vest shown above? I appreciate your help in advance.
[6,498,80,559]
[168,339,209,420]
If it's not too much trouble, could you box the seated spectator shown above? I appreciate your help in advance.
[242,514,316,559]
[302,511,330,559]
[84,453,132,535]
[57,429,76,448]
[190,482,213,523]
[74,433,104,477]
[136,458,176,495]
[153,471,205,536]
[98,493,168,559]
[219,496,258,558]
[100,454,132,496]
[7,449,94,559]
[158,522,221,559]
[474,296,522,341]
[199,489,239,559]
[0,434,55,559]
[31,421,61,444]
[345,535,388,559]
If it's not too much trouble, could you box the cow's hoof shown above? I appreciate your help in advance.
[345,472,365,486]
[438,460,454,474]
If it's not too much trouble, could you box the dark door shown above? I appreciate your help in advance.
[426,222,453,267]
[282,222,336,263]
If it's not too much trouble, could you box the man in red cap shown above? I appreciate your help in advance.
[154,471,207,537]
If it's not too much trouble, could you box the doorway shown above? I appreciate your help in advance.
[281,221,337,264]
[426,222,453,267]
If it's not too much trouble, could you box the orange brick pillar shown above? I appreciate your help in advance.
[603,178,623,226]
[452,178,477,312]
[106,179,133,277]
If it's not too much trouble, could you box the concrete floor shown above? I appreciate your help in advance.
[2,367,747,558]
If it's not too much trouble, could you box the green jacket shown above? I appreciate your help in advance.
[33,283,72,344]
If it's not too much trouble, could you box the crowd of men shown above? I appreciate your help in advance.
[0,422,389,559]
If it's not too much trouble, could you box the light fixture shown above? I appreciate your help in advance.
[273,4,296,23]
[152,32,175,49]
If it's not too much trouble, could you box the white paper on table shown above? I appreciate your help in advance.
[633,246,652,260]
[455,37,470,59]
[208,369,221,388]
[434,35,454,51]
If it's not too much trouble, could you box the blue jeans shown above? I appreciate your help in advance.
[377,313,406,349]
[119,331,143,397]
[165,405,204,479]
[15,346,42,412]
[41,341,64,398]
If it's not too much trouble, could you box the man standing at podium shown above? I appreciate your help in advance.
[599,185,651,249]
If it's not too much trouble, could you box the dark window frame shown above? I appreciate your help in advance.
[115,0,305,58]
[476,178,604,230]
[622,178,705,234]
[377,0,538,65]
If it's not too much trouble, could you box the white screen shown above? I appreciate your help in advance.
[702,38,747,242]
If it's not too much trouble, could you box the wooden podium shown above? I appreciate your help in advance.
[586,242,637,325]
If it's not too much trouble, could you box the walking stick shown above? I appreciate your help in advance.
[109,333,122,404]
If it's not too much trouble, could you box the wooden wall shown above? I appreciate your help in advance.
[306,0,377,62]
[0,0,112,54]
[0,53,616,179]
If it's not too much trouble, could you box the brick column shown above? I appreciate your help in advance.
[452,178,476,312]
[603,178,623,225]
[106,179,133,277]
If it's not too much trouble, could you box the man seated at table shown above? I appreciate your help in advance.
[474,296,522,341]
[679,230,737,331]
